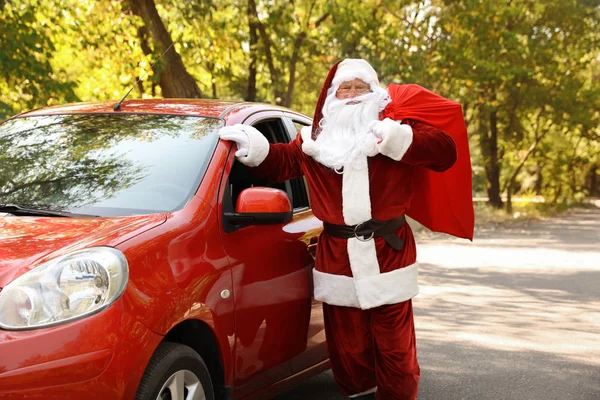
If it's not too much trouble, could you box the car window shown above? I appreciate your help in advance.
[227,117,309,211]
[0,114,222,216]
[292,121,307,135]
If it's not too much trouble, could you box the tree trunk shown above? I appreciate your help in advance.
[206,62,217,98]
[283,11,328,107]
[506,177,515,215]
[283,32,307,107]
[462,102,472,128]
[129,0,202,98]
[480,109,503,208]
[534,160,543,195]
[589,163,598,197]
[248,0,285,104]
[553,183,563,203]
[136,26,152,95]
[246,4,258,101]
[569,135,584,196]
[505,111,550,213]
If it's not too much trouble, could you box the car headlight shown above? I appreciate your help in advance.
[0,247,128,330]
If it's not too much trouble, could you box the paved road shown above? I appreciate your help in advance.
[275,207,600,399]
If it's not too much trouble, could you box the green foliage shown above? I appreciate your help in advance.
[0,0,79,118]
[428,0,599,211]
[0,0,598,208]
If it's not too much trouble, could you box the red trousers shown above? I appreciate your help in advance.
[323,300,420,400]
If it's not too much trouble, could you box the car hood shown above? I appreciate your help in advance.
[0,214,167,287]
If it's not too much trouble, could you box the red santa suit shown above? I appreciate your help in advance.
[224,59,473,399]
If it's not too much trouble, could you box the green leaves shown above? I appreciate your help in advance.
[1,0,598,208]
[0,1,78,117]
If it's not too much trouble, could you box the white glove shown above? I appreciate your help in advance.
[367,118,401,141]
[368,118,413,161]
[218,124,270,166]
[218,124,251,157]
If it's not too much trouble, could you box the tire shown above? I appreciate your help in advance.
[135,342,215,400]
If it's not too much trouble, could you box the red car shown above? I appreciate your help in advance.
[0,99,328,399]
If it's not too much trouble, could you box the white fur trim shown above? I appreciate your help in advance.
[313,268,360,308]
[300,126,319,157]
[332,59,379,88]
[355,262,419,310]
[237,125,270,167]
[329,59,392,112]
[350,387,377,397]
[341,160,372,225]
[378,121,413,161]
[312,263,419,309]
[347,238,380,279]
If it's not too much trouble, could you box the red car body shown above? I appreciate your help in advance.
[0,100,328,399]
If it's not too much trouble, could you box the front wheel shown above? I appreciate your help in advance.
[135,342,215,400]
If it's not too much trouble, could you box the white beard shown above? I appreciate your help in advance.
[314,92,381,170]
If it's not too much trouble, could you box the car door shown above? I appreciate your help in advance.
[217,111,322,398]
[281,113,329,375]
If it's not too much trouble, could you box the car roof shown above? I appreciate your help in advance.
[14,99,309,123]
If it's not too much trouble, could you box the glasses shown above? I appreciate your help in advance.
[336,84,372,97]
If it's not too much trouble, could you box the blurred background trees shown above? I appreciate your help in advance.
[1,0,598,212]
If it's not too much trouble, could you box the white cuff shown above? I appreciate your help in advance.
[237,125,270,167]
[379,121,413,161]
[300,126,319,157]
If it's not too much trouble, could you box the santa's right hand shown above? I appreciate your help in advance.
[218,125,250,157]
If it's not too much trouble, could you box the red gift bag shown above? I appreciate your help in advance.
[383,83,474,240]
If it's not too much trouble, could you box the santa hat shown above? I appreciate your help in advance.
[309,59,388,140]
[309,60,342,140]
[332,59,380,88]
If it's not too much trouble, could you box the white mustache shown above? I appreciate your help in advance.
[328,91,381,110]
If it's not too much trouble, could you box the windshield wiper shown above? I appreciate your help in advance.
[0,204,99,218]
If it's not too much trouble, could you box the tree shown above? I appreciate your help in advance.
[127,0,203,98]
[0,1,78,119]
[246,0,331,107]
[2,0,599,212]
[431,0,599,211]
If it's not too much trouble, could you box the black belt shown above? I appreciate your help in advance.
[323,215,407,251]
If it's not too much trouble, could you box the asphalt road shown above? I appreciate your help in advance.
[275,206,600,400]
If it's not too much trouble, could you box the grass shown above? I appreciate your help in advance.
[475,198,600,227]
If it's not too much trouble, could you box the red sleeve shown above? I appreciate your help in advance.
[249,133,305,182]
[401,119,457,172]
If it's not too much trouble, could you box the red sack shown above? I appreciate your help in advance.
[383,84,474,240]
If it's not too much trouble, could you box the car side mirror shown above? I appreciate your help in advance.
[224,187,293,228]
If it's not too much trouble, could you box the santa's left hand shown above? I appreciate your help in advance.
[368,118,396,141]
[368,118,414,161]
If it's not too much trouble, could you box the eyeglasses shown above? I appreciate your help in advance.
[336,84,372,96]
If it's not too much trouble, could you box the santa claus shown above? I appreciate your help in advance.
[219,59,473,400]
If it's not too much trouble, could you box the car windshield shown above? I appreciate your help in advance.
[0,113,222,217]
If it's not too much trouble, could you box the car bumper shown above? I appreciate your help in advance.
[0,299,163,400]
